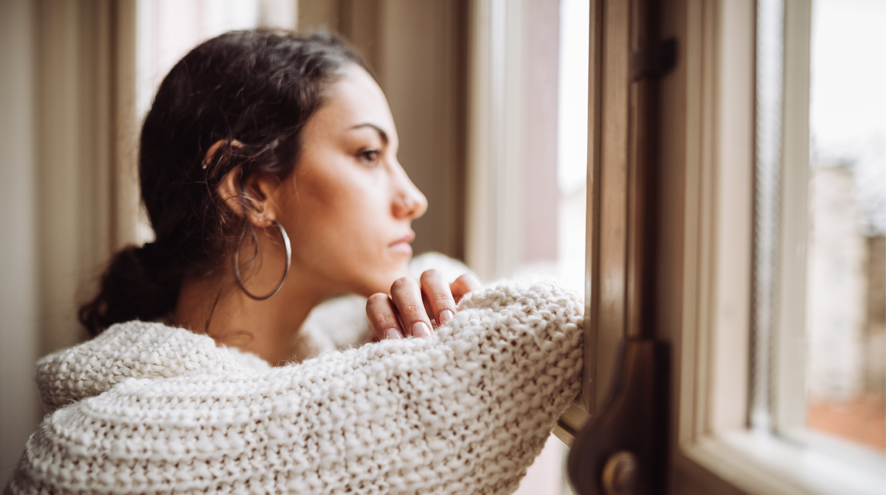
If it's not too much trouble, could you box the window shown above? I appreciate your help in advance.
[753,0,885,469]
[661,0,886,493]
[537,0,885,493]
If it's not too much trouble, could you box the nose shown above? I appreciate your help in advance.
[392,170,428,220]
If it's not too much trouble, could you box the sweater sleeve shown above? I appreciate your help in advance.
[9,283,583,495]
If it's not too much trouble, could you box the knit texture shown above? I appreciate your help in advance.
[8,283,583,495]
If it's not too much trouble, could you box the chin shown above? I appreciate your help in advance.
[365,265,410,295]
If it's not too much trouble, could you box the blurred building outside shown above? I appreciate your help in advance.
[806,163,886,451]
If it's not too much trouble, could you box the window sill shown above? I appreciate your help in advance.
[681,429,886,495]
[554,403,591,447]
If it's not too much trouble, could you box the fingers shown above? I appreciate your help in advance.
[390,277,434,337]
[366,293,404,340]
[367,271,482,342]
[450,273,481,303]
[420,269,457,328]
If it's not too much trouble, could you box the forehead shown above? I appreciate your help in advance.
[308,65,398,142]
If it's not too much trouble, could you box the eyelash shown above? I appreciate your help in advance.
[358,148,381,167]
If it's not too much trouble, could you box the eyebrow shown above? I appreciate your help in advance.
[349,123,389,145]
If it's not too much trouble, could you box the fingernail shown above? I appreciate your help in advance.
[411,321,432,338]
[384,328,402,340]
[438,309,454,326]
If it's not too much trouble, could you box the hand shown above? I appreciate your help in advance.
[366,270,481,340]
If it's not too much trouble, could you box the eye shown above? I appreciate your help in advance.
[357,148,381,168]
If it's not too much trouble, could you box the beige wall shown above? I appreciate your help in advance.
[0,0,40,486]
[36,0,140,357]
[0,1,140,485]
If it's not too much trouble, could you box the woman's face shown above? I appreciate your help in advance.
[271,65,427,298]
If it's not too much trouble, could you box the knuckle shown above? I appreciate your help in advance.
[420,269,442,283]
[366,293,389,308]
[391,276,418,293]
[368,292,388,303]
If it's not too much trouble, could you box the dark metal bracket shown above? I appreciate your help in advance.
[567,339,670,495]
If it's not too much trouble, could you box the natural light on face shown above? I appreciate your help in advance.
[805,0,886,452]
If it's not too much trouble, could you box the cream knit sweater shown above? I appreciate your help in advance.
[7,283,583,495]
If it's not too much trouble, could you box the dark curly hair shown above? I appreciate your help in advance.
[79,29,370,335]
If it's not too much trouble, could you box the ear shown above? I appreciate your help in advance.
[217,166,284,228]
[209,140,281,227]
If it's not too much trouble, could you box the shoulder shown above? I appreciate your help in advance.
[36,320,269,412]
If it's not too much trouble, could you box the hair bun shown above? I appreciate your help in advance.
[78,243,182,335]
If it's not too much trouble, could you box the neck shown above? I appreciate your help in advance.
[172,266,334,366]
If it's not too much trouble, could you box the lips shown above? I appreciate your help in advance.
[389,231,415,255]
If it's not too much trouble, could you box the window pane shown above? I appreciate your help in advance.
[555,0,590,294]
[805,0,886,453]
[512,0,588,294]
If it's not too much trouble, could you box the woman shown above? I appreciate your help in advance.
[7,30,583,494]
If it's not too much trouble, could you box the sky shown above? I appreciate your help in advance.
[811,0,886,234]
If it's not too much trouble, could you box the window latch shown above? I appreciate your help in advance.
[567,339,670,495]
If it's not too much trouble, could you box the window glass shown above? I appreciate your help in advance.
[555,0,590,294]
[805,0,886,452]
[507,0,588,293]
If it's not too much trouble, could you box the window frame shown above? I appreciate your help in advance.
[555,0,635,442]
[670,1,886,494]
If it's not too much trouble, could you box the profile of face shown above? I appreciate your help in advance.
[264,64,428,299]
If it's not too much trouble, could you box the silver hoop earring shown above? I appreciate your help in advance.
[233,220,292,300]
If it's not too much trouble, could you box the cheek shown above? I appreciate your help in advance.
[321,192,411,294]
[285,169,398,277]
[308,176,386,240]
